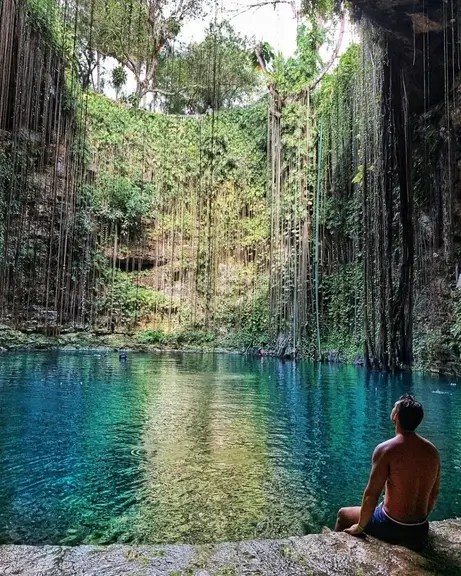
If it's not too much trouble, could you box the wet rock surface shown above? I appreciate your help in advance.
[0,519,460,576]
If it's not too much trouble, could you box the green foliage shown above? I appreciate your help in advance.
[86,93,268,248]
[86,93,269,335]
[302,0,341,18]
[112,66,127,97]
[0,151,14,254]
[316,44,360,115]
[219,285,270,348]
[87,173,157,237]
[450,293,461,354]
[137,329,169,345]
[271,19,326,96]
[0,151,13,193]
[322,264,363,355]
[414,329,456,372]
[160,22,261,114]
[75,0,205,101]
[352,164,364,185]
[313,46,364,358]
[411,291,461,372]
[23,0,83,115]
[137,328,214,346]
[251,41,275,70]
[26,0,69,52]
[96,270,169,326]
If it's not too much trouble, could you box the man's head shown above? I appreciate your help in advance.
[391,394,424,432]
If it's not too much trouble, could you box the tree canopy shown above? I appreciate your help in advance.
[75,0,206,104]
[157,22,262,114]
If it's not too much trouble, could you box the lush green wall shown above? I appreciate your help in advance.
[85,93,271,347]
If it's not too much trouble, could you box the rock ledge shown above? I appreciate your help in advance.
[1,519,460,576]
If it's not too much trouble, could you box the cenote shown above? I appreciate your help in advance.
[0,351,460,546]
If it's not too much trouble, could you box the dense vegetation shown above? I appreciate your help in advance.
[0,0,460,373]
[85,93,269,348]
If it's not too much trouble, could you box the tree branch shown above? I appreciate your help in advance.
[309,12,345,91]
[226,0,299,19]
[121,53,137,75]
[254,43,283,116]
[175,0,186,18]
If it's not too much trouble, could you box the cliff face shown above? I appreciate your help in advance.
[0,0,460,371]
[411,80,461,372]
[0,0,91,331]
[340,0,461,371]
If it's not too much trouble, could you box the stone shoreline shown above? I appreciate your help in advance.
[1,519,460,576]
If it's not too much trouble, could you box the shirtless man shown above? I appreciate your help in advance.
[335,394,440,550]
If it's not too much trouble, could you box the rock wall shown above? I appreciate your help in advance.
[344,1,461,371]
[350,0,451,113]
[0,0,91,332]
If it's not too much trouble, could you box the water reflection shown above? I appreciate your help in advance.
[138,356,269,542]
[0,351,459,544]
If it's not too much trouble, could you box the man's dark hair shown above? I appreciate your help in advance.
[396,394,424,431]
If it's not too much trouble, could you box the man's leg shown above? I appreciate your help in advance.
[335,506,361,531]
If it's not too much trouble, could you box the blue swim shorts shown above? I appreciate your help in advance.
[365,502,429,551]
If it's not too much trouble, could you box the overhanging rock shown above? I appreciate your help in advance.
[350,0,453,113]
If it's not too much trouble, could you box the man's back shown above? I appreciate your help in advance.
[382,433,440,522]
[336,394,440,551]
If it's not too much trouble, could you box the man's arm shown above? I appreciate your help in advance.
[428,458,440,515]
[345,444,388,535]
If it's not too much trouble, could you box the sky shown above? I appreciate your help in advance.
[182,0,299,57]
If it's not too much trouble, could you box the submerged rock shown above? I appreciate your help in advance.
[0,519,460,575]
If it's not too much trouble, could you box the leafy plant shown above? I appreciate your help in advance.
[160,21,262,114]
[95,270,169,327]
[88,174,157,238]
[450,293,461,357]
[137,328,215,346]
[111,66,127,99]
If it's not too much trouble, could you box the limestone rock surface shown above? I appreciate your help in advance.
[0,519,460,576]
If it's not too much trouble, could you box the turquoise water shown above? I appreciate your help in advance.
[0,351,459,545]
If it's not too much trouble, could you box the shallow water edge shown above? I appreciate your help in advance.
[0,327,459,376]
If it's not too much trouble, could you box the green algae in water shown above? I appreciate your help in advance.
[0,351,459,545]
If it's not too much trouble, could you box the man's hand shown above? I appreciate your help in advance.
[344,523,365,536]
